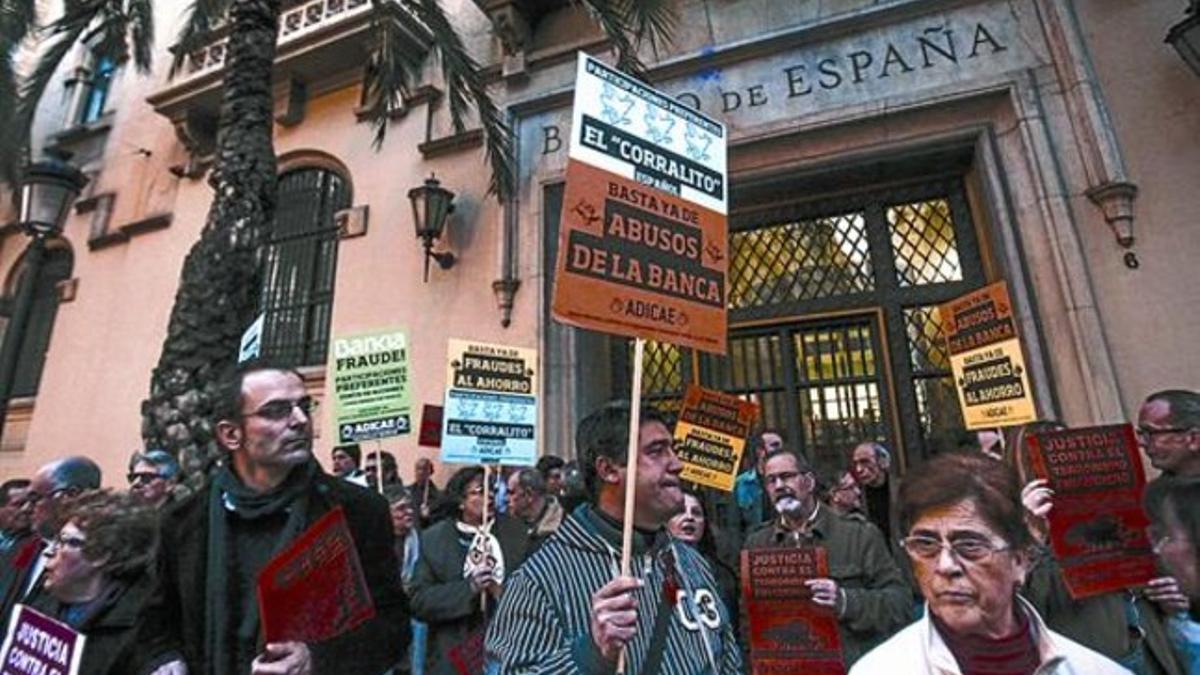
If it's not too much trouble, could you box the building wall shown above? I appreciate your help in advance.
[2,0,1197,487]
[1071,0,1200,414]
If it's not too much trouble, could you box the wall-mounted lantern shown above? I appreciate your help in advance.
[408,174,456,282]
[1167,2,1200,77]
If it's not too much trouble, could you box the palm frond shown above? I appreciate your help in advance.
[378,0,514,201]
[1,15,91,183]
[574,0,676,81]
[359,0,416,144]
[0,0,38,43]
[126,0,155,71]
[168,0,229,78]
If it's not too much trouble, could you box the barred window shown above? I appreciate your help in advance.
[0,245,73,397]
[260,167,348,366]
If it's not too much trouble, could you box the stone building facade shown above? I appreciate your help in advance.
[1,0,1197,485]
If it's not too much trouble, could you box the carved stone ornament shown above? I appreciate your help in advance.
[1085,181,1138,248]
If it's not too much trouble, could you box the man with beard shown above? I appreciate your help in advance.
[0,457,101,634]
[139,363,409,675]
[486,401,742,673]
[744,449,909,667]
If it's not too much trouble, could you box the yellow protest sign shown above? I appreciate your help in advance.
[940,281,1036,429]
[674,385,759,491]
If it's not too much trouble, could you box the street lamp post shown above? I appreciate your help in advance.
[0,161,87,446]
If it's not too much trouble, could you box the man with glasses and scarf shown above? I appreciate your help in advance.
[0,456,101,635]
[138,362,410,675]
[486,401,742,673]
[743,448,910,668]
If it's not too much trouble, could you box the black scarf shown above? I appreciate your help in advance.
[205,461,317,675]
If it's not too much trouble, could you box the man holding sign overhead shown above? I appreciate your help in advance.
[485,402,742,673]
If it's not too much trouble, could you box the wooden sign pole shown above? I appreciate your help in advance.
[481,464,490,614]
[375,440,384,495]
[616,337,646,675]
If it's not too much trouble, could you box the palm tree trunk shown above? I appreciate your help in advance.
[141,0,281,479]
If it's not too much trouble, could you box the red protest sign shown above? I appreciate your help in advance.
[741,547,845,675]
[1027,424,1157,599]
[419,404,444,447]
[257,506,375,643]
[446,628,485,675]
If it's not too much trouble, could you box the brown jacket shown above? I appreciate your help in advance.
[742,503,912,666]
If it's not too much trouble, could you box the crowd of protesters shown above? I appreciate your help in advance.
[0,361,1196,674]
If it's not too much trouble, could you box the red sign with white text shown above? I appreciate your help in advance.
[1027,424,1157,599]
[742,547,845,674]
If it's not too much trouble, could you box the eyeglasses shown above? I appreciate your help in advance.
[21,486,82,507]
[1135,426,1194,443]
[127,471,161,486]
[901,535,1010,563]
[245,396,317,421]
[47,533,86,552]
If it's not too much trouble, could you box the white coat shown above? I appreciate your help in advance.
[850,597,1132,675]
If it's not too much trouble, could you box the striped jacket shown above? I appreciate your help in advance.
[485,504,743,674]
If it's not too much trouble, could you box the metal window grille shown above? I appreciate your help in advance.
[260,167,348,367]
[612,177,986,469]
[728,212,873,309]
[611,339,690,415]
[1,247,73,397]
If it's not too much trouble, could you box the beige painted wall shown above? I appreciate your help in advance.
[1071,0,1200,416]
[3,0,1198,490]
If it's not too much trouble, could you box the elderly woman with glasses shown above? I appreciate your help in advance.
[851,452,1128,674]
[31,490,156,674]
[409,467,529,674]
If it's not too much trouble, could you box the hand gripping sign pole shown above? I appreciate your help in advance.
[616,338,645,675]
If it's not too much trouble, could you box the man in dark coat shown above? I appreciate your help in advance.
[138,363,410,675]
[0,456,101,635]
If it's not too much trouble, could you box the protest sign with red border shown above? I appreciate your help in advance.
[741,547,845,675]
[1027,424,1157,599]
[257,507,375,643]
[675,385,759,491]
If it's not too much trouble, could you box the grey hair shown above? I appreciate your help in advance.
[513,467,546,496]
[128,450,180,480]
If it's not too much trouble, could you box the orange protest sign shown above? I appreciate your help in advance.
[553,162,728,353]
[552,53,728,355]
[675,385,759,491]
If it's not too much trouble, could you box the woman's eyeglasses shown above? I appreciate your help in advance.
[900,535,1009,563]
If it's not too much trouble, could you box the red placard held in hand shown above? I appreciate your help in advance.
[1027,424,1157,599]
[742,546,845,675]
[257,507,375,643]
